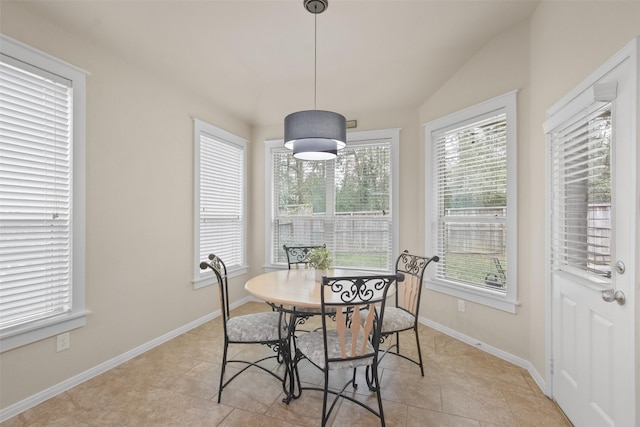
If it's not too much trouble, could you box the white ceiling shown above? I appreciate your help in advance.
[17,0,539,127]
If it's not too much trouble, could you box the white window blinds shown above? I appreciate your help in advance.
[272,151,327,263]
[425,91,516,312]
[334,143,392,269]
[272,137,393,270]
[0,54,73,329]
[432,113,509,291]
[195,121,246,282]
[549,104,612,280]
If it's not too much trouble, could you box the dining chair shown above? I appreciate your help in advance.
[367,250,439,384]
[292,273,402,427]
[283,244,326,269]
[199,254,288,403]
[281,243,330,328]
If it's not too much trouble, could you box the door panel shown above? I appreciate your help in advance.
[589,309,614,424]
[546,39,637,427]
[558,293,578,390]
[553,275,622,427]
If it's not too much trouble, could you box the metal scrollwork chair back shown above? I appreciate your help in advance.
[292,273,403,427]
[283,244,326,269]
[372,250,439,379]
[199,254,287,403]
[281,244,330,329]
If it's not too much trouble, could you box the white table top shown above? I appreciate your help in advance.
[245,269,394,309]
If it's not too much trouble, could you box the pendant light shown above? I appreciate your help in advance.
[284,0,346,161]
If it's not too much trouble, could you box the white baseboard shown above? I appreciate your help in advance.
[418,315,550,397]
[0,295,253,423]
[2,298,548,423]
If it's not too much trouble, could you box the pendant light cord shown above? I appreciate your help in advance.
[314,10,317,110]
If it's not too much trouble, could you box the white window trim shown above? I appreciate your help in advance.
[0,35,88,352]
[264,128,400,271]
[192,119,247,289]
[424,91,518,313]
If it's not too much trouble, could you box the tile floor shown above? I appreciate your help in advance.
[3,302,572,426]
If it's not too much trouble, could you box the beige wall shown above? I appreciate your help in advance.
[0,2,250,408]
[419,0,640,391]
[528,0,640,406]
[249,108,423,277]
[0,2,422,411]
[419,19,532,360]
[2,0,640,416]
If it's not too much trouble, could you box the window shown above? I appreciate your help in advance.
[425,92,517,313]
[266,129,399,271]
[0,35,87,351]
[193,119,247,288]
[548,103,612,281]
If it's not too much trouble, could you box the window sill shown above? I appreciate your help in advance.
[193,265,249,289]
[0,311,88,353]
[426,279,518,313]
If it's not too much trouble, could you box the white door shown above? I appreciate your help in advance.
[545,39,637,427]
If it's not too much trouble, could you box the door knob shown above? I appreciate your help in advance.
[601,289,626,305]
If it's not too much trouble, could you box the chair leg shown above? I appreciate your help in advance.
[322,369,330,427]
[352,368,358,389]
[372,362,385,427]
[283,338,303,403]
[365,364,377,391]
[217,341,229,403]
[414,326,425,377]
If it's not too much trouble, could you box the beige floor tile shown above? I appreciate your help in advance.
[216,369,285,413]
[445,367,534,397]
[170,330,228,363]
[479,422,513,427]
[435,335,487,358]
[379,369,443,411]
[1,392,89,427]
[523,373,548,398]
[170,360,221,400]
[265,389,337,427]
[332,395,406,427]
[110,341,201,389]
[504,391,572,427]
[4,302,573,427]
[407,406,480,427]
[292,358,380,395]
[440,381,516,425]
[427,352,471,378]
[219,408,304,427]
[376,335,429,375]
[74,384,233,426]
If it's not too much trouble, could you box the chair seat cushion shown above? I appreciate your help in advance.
[227,311,286,342]
[296,330,374,370]
[361,307,416,333]
[380,307,416,333]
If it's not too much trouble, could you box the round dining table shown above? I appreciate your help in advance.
[244,268,396,403]
[245,268,341,402]
[244,268,389,308]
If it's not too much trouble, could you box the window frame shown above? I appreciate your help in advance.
[264,128,399,271]
[0,35,87,352]
[547,102,613,283]
[192,119,247,289]
[424,91,518,313]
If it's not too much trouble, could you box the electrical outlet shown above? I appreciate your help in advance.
[457,299,465,312]
[56,332,70,352]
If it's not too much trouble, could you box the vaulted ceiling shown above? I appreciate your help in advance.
[14,0,539,126]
